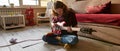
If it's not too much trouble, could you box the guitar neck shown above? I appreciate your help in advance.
[62,26,95,34]
[62,27,81,31]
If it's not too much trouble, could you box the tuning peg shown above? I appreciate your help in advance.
[80,27,96,34]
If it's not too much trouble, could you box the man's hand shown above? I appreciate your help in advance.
[56,36,61,40]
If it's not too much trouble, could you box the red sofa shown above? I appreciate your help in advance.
[75,14,120,26]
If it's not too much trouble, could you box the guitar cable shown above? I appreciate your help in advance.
[0,38,42,48]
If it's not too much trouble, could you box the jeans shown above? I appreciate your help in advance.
[42,34,78,45]
[42,35,60,45]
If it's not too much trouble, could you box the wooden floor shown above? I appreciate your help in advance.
[0,25,120,51]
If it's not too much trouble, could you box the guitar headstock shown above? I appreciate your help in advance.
[80,27,96,34]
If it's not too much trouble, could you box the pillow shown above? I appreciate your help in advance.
[86,5,106,14]
[86,1,111,14]
[99,1,111,13]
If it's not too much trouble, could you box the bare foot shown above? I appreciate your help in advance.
[64,44,71,50]
[56,36,61,40]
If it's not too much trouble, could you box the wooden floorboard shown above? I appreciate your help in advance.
[1,30,24,51]
[0,32,10,51]
[0,26,119,51]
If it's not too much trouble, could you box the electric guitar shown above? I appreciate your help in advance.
[52,21,120,45]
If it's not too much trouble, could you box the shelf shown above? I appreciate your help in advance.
[37,16,50,26]
[0,15,25,30]
[0,15,24,17]
[5,24,25,29]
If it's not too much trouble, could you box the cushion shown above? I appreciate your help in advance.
[86,5,106,14]
[100,1,111,13]
[86,1,111,14]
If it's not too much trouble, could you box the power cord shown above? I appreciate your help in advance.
[0,38,42,48]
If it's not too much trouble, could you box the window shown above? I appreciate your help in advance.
[41,0,51,7]
[0,0,19,6]
[0,0,9,6]
[22,0,53,7]
[23,0,39,5]
[9,0,19,6]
